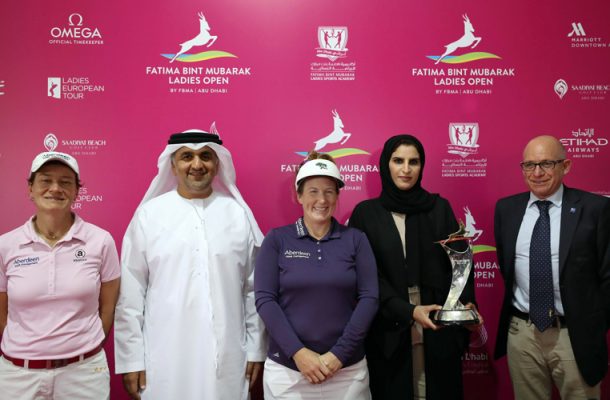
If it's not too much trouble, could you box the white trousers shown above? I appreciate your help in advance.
[0,350,110,400]
[263,357,371,400]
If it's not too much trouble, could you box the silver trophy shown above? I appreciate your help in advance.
[432,222,480,325]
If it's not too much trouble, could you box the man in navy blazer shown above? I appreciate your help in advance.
[494,135,610,399]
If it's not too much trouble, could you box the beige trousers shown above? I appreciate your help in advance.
[507,316,600,400]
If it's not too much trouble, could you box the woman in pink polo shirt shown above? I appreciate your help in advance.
[0,151,120,399]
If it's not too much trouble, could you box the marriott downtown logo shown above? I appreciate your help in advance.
[145,11,252,94]
[49,13,103,45]
[567,22,609,48]
[411,13,516,95]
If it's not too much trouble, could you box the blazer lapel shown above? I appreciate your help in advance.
[559,187,581,277]
[505,193,529,271]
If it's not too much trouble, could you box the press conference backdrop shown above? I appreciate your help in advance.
[1,1,609,398]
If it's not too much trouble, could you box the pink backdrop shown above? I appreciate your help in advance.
[1,1,609,398]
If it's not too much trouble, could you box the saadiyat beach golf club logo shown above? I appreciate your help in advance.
[428,14,500,64]
[162,12,236,63]
[295,110,368,159]
[555,79,568,99]
[44,133,59,151]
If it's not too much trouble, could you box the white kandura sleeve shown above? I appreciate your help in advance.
[114,210,150,374]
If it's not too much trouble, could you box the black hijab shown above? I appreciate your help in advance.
[378,134,438,286]
[379,134,437,214]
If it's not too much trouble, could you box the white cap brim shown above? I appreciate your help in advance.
[30,151,80,177]
[295,159,344,190]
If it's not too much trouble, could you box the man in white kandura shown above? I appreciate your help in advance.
[114,127,266,400]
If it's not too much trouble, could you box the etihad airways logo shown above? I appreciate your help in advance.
[162,12,236,63]
[428,14,500,64]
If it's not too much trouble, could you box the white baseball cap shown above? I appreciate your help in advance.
[295,159,345,190]
[30,151,80,177]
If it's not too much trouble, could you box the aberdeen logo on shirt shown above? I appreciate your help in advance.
[284,250,311,259]
[14,256,40,267]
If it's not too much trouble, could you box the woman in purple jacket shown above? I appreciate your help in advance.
[255,152,379,400]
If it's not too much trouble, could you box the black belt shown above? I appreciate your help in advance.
[511,306,567,328]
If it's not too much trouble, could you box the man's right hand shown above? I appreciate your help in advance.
[122,370,147,400]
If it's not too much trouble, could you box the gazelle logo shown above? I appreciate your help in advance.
[48,78,61,99]
[315,110,351,151]
[462,207,496,254]
[567,22,586,37]
[554,79,568,99]
[463,207,483,242]
[296,110,368,159]
[162,12,236,63]
[316,26,349,62]
[44,133,59,151]
[284,110,377,190]
[428,14,500,64]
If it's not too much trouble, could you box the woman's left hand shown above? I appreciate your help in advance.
[318,351,343,377]
[464,302,484,331]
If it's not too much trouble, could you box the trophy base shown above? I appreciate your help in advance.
[432,308,479,326]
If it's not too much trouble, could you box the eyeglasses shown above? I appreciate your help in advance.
[520,160,565,172]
